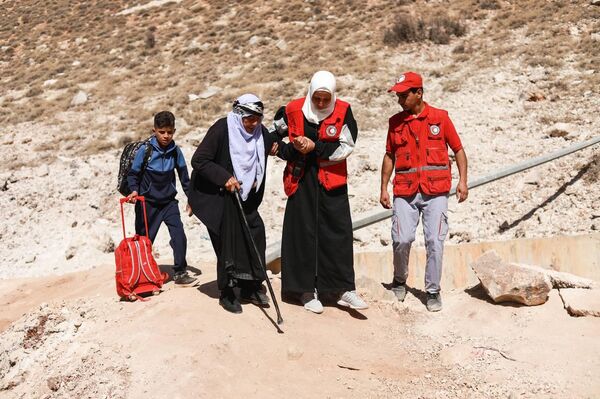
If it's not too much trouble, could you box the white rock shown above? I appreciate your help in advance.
[116,0,183,16]
[287,346,303,360]
[43,79,57,87]
[275,39,287,50]
[95,232,115,253]
[248,35,261,45]
[197,86,221,99]
[70,90,88,106]
[493,72,506,83]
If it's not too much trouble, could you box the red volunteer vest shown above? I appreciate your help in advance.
[389,105,452,196]
[283,98,350,197]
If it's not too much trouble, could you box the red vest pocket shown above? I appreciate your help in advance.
[425,174,451,195]
[426,148,448,166]
[393,174,416,196]
[394,127,408,146]
[319,161,347,190]
[395,150,412,170]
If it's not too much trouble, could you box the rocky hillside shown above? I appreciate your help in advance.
[1,0,599,278]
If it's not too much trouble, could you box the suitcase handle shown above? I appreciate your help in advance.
[120,196,149,240]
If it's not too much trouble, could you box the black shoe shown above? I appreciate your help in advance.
[426,292,442,312]
[390,280,407,302]
[173,272,197,286]
[240,287,270,306]
[219,288,242,314]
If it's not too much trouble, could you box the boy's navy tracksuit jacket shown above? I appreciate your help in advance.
[127,136,190,273]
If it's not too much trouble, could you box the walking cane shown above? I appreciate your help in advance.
[233,189,284,325]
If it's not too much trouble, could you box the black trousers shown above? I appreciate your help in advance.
[135,200,187,274]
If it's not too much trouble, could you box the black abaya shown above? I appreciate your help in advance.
[276,105,358,294]
[189,117,274,290]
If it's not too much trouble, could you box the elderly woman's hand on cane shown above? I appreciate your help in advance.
[224,176,241,193]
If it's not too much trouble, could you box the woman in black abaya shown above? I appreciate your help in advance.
[189,94,276,314]
[273,71,368,314]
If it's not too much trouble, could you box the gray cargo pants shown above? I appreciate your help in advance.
[392,192,449,293]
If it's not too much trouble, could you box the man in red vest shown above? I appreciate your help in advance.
[380,71,468,312]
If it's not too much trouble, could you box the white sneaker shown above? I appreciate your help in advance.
[301,292,324,314]
[337,291,368,310]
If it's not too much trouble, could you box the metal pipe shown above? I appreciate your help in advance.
[267,136,600,263]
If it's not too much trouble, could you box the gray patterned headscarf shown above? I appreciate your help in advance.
[233,96,264,118]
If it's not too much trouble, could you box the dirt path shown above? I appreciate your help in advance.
[1,264,599,398]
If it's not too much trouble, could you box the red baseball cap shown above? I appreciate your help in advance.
[388,71,423,93]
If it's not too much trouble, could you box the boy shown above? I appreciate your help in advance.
[126,111,197,286]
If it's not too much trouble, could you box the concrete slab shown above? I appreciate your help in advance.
[559,288,600,317]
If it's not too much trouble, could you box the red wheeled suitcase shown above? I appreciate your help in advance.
[115,196,167,301]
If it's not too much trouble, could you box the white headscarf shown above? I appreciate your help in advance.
[302,71,337,124]
[227,94,265,201]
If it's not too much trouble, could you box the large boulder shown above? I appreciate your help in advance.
[471,251,552,306]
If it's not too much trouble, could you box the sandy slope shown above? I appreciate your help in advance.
[1,265,599,398]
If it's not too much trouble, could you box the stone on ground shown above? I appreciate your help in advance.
[545,270,596,289]
[70,90,88,106]
[470,250,552,306]
[355,276,397,303]
[558,288,600,317]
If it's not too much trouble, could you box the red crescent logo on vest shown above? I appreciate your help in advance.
[430,125,440,135]
[326,125,337,137]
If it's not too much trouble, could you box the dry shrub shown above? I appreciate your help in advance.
[538,115,557,125]
[526,55,563,69]
[478,0,501,10]
[82,138,118,155]
[452,44,466,54]
[23,315,48,349]
[583,152,600,185]
[429,15,467,44]
[383,13,466,46]
[547,129,568,138]
[35,141,59,152]
[383,14,418,45]
[145,27,156,49]
[26,86,43,97]
[442,79,461,93]
[117,134,135,147]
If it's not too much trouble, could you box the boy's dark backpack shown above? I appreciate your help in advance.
[117,137,153,196]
